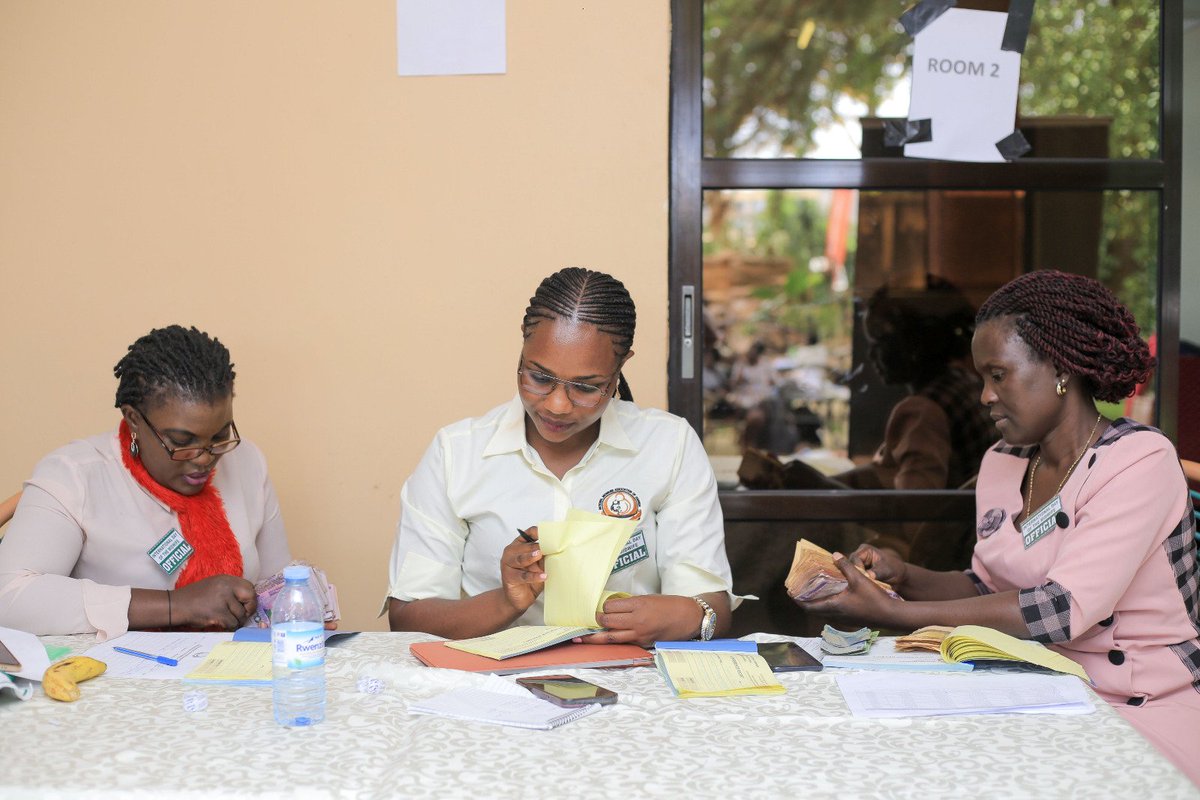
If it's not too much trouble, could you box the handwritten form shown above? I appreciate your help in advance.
[84,632,232,679]
[184,642,273,685]
[655,650,785,698]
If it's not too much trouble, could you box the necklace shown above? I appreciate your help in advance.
[1024,412,1104,520]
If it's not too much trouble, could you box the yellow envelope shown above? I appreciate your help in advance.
[536,509,636,628]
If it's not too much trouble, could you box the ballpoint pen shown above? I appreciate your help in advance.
[113,646,179,666]
[516,527,537,544]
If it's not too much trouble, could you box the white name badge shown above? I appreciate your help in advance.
[148,528,194,575]
[1020,495,1063,550]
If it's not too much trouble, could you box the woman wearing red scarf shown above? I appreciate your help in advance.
[0,326,291,639]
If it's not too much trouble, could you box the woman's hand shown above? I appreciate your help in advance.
[499,526,545,615]
[845,544,908,587]
[172,575,257,630]
[793,555,903,628]
[578,595,704,648]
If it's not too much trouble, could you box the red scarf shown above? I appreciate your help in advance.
[119,420,244,587]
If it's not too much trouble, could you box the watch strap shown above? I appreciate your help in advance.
[691,595,717,641]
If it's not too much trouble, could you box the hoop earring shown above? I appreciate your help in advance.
[129,434,139,457]
[1055,377,1068,397]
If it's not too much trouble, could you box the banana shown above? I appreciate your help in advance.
[42,656,107,702]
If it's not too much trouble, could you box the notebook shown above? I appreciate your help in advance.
[409,687,603,729]
[410,640,654,676]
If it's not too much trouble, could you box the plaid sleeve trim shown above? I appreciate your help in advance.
[1168,640,1200,694]
[1164,502,1199,630]
[964,569,993,596]
[1019,580,1073,643]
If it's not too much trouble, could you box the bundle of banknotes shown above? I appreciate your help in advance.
[247,561,341,626]
[894,625,955,652]
[783,539,898,602]
[821,625,878,655]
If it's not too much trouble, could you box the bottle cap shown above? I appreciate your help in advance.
[283,565,312,582]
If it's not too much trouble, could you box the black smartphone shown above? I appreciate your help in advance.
[758,641,823,672]
[0,637,21,673]
[516,675,618,707]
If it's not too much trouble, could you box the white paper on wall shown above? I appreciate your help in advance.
[397,0,506,77]
[905,8,1022,162]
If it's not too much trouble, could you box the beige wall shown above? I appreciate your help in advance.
[0,2,671,631]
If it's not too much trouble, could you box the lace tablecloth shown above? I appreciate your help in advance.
[2,632,1195,799]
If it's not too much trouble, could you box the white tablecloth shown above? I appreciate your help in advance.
[2,632,1195,799]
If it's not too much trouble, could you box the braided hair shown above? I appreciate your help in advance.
[522,267,637,401]
[976,270,1154,402]
[114,325,236,409]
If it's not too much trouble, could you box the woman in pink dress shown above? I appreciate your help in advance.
[796,270,1199,785]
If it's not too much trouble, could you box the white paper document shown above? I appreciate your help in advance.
[836,672,1095,718]
[84,631,232,679]
[905,9,1022,162]
[0,625,51,682]
[410,686,602,730]
[397,0,506,77]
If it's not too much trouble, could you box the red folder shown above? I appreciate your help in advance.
[409,639,654,676]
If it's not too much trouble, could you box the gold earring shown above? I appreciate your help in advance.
[1055,377,1067,397]
[129,433,139,457]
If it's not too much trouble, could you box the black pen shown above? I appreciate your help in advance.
[516,527,537,544]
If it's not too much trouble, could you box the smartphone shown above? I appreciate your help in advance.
[516,675,618,707]
[0,638,21,673]
[758,642,823,672]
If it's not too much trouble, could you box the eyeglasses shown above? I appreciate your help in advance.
[517,368,615,408]
[137,408,241,461]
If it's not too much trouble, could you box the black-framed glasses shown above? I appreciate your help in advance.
[136,408,241,461]
[517,368,615,408]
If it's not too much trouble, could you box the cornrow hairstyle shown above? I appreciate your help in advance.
[113,325,236,409]
[522,267,637,401]
[976,270,1154,402]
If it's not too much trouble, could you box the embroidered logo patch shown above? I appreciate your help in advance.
[611,531,649,573]
[598,487,642,521]
[978,508,1006,539]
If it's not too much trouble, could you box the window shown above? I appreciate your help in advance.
[669,0,1182,635]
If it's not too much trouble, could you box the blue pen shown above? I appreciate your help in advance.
[113,646,179,666]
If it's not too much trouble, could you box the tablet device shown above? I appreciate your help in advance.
[758,641,822,672]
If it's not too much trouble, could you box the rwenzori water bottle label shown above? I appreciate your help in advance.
[273,624,325,669]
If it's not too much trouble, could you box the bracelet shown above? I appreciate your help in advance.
[166,590,172,629]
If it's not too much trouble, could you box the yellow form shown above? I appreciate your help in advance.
[655,650,786,698]
[941,625,1091,682]
[537,509,636,628]
[445,625,596,660]
[184,642,272,683]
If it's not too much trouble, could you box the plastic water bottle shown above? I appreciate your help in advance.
[271,565,326,726]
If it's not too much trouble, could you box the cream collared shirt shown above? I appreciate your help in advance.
[0,429,291,639]
[387,396,734,626]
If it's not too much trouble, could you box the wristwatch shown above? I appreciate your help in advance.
[691,596,717,641]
